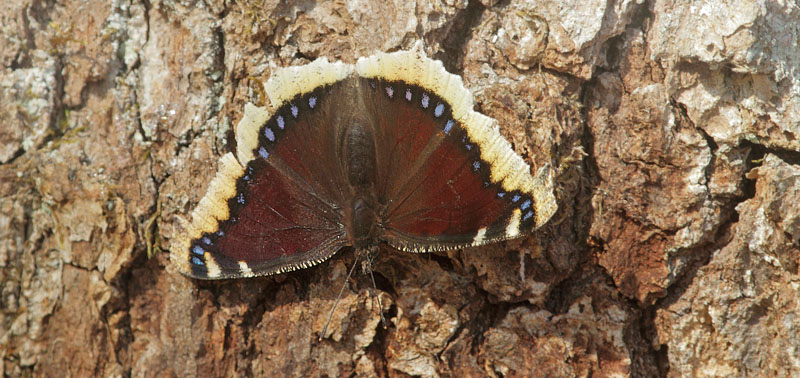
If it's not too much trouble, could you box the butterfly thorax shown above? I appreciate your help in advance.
[348,196,378,249]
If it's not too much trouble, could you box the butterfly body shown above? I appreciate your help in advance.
[171,44,557,280]
[339,112,379,250]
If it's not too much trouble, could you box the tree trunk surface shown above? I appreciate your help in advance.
[2,0,799,376]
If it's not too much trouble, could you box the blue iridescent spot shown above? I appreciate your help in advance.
[444,120,454,134]
[422,93,430,108]
[523,211,534,222]
[309,96,317,109]
[264,127,275,141]
[216,230,224,237]
[497,191,506,198]
[291,104,299,118]
[472,161,480,171]
[258,146,269,160]
[191,245,205,256]
[237,193,245,204]
[191,256,205,266]
[512,194,521,202]
[370,81,377,89]
[386,86,394,98]
[434,103,444,117]
[521,199,531,210]
[405,88,412,101]
[465,144,473,151]
[277,116,285,129]
[201,236,212,245]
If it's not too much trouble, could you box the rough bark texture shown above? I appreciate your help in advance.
[1,0,798,377]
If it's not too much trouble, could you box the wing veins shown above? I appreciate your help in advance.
[379,131,446,218]
[260,153,345,219]
[384,149,470,221]
[246,174,342,227]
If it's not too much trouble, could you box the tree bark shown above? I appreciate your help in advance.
[1,0,798,376]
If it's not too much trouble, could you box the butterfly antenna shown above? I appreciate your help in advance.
[320,252,361,341]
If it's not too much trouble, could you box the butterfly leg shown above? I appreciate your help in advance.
[359,246,388,330]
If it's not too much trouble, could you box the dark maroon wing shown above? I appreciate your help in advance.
[177,85,353,279]
[363,80,540,251]
[185,159,348,279]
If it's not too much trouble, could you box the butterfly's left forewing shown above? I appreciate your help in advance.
[171,152,349,279]
[172,59,357,279]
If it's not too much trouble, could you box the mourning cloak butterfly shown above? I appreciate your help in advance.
[170,43,557,279]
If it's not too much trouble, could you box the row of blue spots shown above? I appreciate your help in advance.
[268,94,316,141]
[458,134,486,185]
[380,83,444,115]
[236,192,245,205]
[521,200,533,221]
[191,244,205,266]
[259,94,318,160]
[497,191,536,223]
[383,84,452,135]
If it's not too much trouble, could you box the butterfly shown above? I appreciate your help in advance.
[170,43,557,281]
